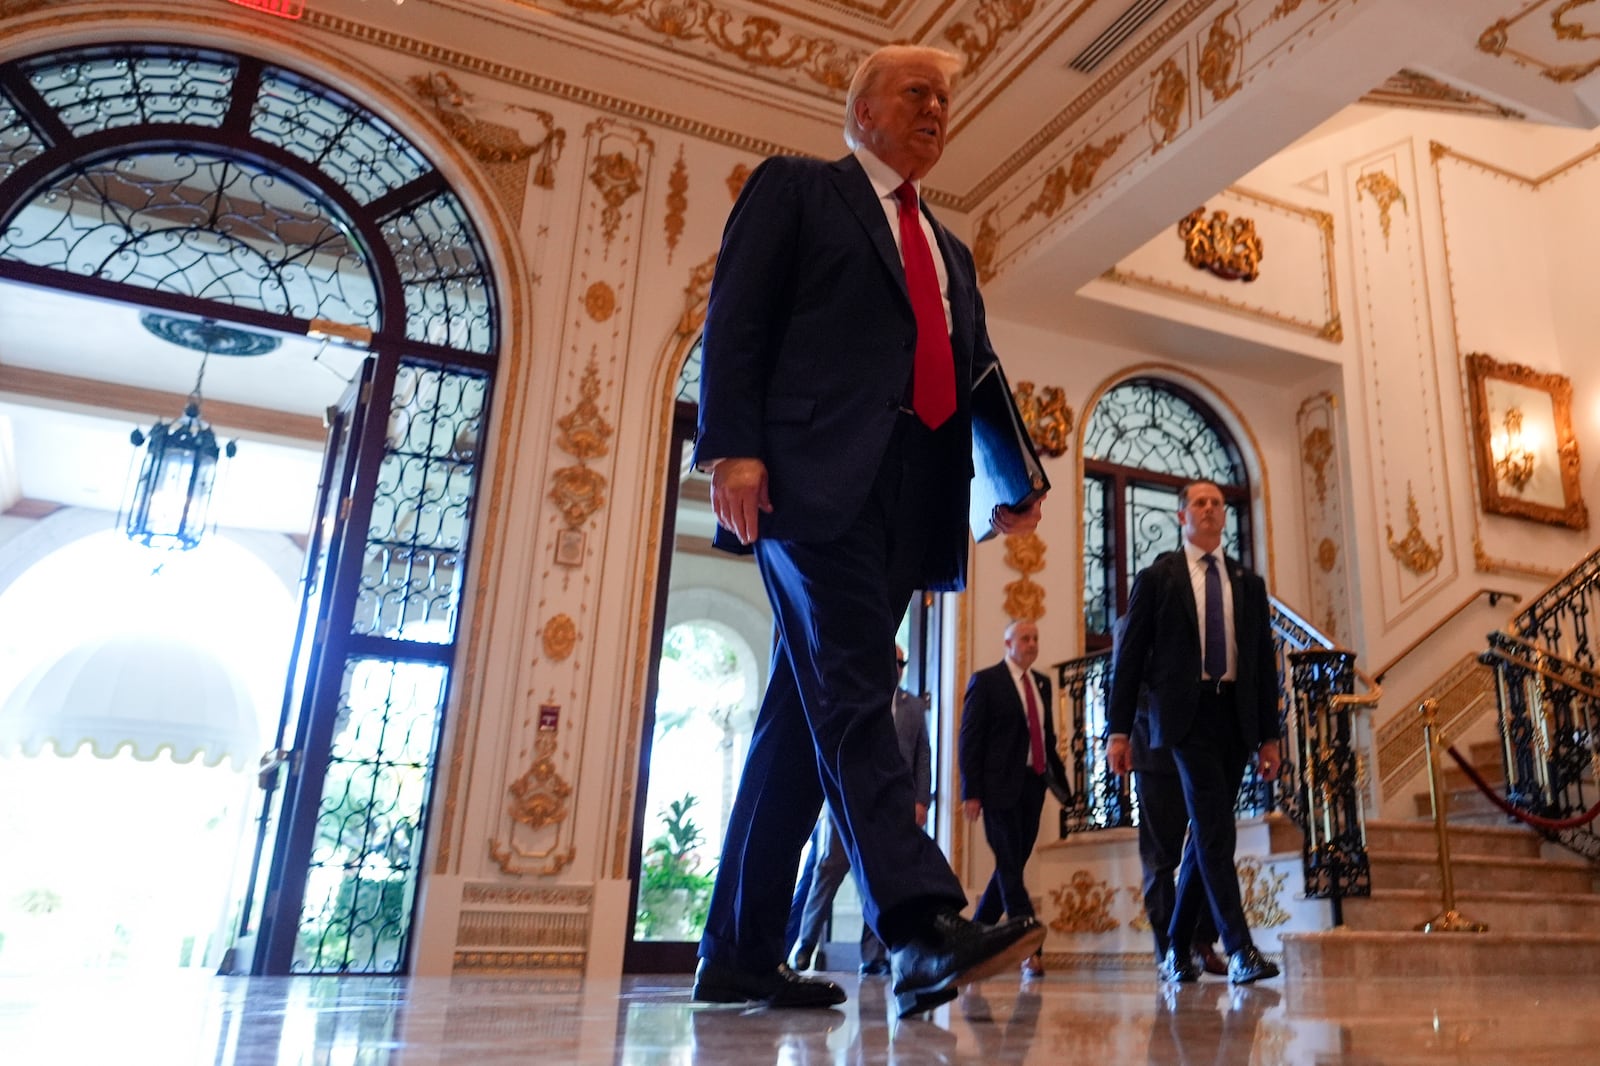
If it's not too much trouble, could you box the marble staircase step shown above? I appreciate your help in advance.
[1282,929,1600,979]
[1369,852,1592,894]
[1363,819,1545,860]
[1339,888,1600,933]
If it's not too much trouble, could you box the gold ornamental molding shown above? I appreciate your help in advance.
[1360,69,1524,121]
[542,613,579,660]
[1124,886,1152,932]
[589,149,644,246]
[1386,483,1443,577]
[1002,531,1046,621]
[1047,870,1119,934]
[1149,56,1188,152]
[462,883,594,906]
[1354,170,1407,251]
[1197,3,1244,102]
[583,281,618,322]
[409,70,565,204]
[1104,185,1340,342]
[1480,0,1600,83]
[549,357,615,528]
[1013,380,1073,458]
[1178,205,1263,281]
[542,0,866,94]
[453,949,585,973]
[507,714,574,830]
[664,148,688,263]
[943,0,1039,80]
[1301,424,1333,505]
[1237,856,1289,927]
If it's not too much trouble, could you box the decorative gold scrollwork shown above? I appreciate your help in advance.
[664,150,688,261]
[508,716,573,831]
[1386,483,1443,576]
[1013,381,1073,458]
[944,0,1039,78]
[410,72,564,188]
[1237,856,1290,927]
[1301,425,1333,503]
[1178,207,1264,281]
[1046,870,1119,934]
[589,151,642,244]
[1067,132,1127,195]
[1198,6,1243,102]
[583,281,617,323]
[541,614,578,660]
[1355,171,1407,249]
[1149,57,1188,152]
[1003,532,1046,621]
[557,360,614,461]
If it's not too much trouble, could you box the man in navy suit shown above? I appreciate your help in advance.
[1107,480,1281,985]
[692,43,1045,1017]
[958,620,1069,978]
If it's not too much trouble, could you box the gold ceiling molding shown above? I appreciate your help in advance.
[1386,482,1443,577]
[664,149,689,262]
[1354,169,1407,250]
[944,0,1039,79]
[1480,0,1600,83]
[410,71,566,185]
[1178,205,1264,281]
[1103,186,1340,341]
[543,0,866,93]
[1046,870,1119,934]
[1360,68,1524,120]
[1148,55,1188,152]
[1197,3,1244,102]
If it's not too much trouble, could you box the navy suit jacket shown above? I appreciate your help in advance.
[959,661,1070,811]
[692,153,998,591]
[1108,549,1280,755]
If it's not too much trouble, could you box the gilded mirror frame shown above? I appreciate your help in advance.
[1465,353,1587,530]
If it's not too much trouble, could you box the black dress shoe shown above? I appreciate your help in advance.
[1227,945,1280,985]
[1194,944,1228,976]
[692,958,846,1008]
[1157,946,1200,983]
[889,911,1046,1018]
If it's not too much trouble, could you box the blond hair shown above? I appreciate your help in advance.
[843,45,963,149]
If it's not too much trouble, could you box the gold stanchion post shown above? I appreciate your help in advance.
[1416,698,1488,933]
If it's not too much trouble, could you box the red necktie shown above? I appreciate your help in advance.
[894,182,956,430]
[1023,674,1046,774]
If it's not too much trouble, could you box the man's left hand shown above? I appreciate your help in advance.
[1257,739,1281,781]
[914,802,929,829]
[993,494,1045,536]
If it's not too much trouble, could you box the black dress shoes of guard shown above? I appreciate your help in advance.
[692,958,846,1008]
[889,911,1046,1018]
[1227,945,1281,985]
[1157,946,1201,983]
[1195,943,1229,977]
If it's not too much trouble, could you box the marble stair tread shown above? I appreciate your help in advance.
[1368,852,1594,893]
[1281,929,1600,979]
[1363,819,1549,860]
[1339,888,1600,933]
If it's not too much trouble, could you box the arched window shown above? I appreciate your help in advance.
[1083,378,1252,648]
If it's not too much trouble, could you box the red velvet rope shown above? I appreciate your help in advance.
[1444,745,1600,832]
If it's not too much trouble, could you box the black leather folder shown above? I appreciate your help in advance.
[969,360,1050,541]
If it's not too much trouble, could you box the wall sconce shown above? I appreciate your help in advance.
[1492,406,1536,491]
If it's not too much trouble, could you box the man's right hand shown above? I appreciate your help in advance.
[711,457,772,545]
[1107,734,1132,776]
[962,799,981,822]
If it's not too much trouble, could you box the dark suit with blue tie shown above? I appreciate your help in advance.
[693,150,1003,973]
[1108,547,1279,957]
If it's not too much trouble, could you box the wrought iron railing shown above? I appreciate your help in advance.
[1509,543,1600,669]
[1051,598,1378,910]
[1481,631,1600,863]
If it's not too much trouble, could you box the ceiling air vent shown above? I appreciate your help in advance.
[1068,0,1170,74]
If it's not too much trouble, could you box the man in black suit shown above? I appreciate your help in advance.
[958,620,1068,978]
[1107,480,1282,985]
[692,43,1045,1017]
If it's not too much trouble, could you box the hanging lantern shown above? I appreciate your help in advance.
[120,314,273,552]
[123,401,237,551]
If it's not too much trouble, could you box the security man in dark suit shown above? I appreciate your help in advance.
[958,620,1069,978]
[691,43,1045,1018]
[1107,480,1281,985]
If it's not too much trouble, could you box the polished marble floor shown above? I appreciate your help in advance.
[1,967,1593,1065]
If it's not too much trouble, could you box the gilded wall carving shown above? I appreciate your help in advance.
[589,150,644,245]
[945,0,1038,79]
[1297,392,1353,646]
[1013,381,1073,458]
[1355,170,1407,250]
[1178,207,1264,281]
[1002,531,1046,622]
[1480,0,1600,83]
[1387,483,1443,576]
[1047,870,1119,934]
[409,71,564,227]
[664,148,688,262]
[1237,856,1290,927]
[542,614,579,660]
[1198,5,1244,102]
[1149,56,1188,151]
[508,720,574,832]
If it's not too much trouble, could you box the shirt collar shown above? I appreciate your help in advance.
[855,146,914,202]
[1183,539,1223,569]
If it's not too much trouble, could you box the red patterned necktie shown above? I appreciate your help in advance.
[1023,674,1046,774]
[894,181,956,430]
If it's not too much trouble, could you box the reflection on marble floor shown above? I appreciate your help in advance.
[1,969,1594,1064]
